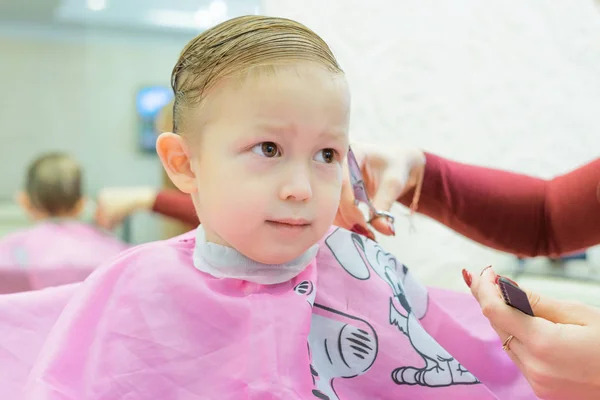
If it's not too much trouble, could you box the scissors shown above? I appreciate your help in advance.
[347,146,396,226]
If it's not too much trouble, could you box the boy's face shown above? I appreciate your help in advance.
[161,63,350,264]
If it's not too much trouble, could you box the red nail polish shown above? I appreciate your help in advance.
[462,269,472,288]
[388,220,396,236]
[352,224,376,241]
[495,275,519,287]
[504,277,519,286]
[480,265,493,276]
[351,224,369,236]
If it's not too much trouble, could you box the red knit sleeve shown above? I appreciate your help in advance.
[151,190,199,226]
[400,154,600,257]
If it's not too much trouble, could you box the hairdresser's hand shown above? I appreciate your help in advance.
[335,142,426,238]
[94,187,157,230]
[465,267,600,400]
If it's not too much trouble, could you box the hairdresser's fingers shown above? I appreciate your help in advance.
[369,171,403,235]
[464,268,534,379]
[94,197,108,226]
[348,154,394,236]
[371,153,425,234]
[497,329,528,372]
[94,206,106,228]
[525,291,597,326]
[470,267,563,349]
[94,205,116,230]
[470,267,534,340]
[336,170,375,240]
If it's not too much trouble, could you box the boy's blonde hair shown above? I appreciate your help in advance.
[25,152,82,216]
[171,15,342,133]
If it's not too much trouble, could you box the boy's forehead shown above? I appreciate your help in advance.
[248,72,348,111]
[211,70,348,109]
[181,66,350,136]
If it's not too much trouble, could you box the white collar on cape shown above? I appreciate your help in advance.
[192,225,318,285]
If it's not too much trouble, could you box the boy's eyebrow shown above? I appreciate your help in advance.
[255,121,296,134]
[255,122,348,140]
[319,130,348,140]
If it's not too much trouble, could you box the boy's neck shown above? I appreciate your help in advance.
[31,209,81,222]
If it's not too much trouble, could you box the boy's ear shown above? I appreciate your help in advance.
[156,133,197,194]
[15,192,39,219]
[72,197,87,218]
[16,192,33,212]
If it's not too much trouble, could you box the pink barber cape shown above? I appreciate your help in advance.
[0,220,129,293]
[0,283,79,399]
[23,227,536,399]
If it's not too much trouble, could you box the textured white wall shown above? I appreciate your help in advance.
[263,0,600,288]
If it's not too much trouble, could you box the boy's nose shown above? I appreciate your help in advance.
[279,168,312,202]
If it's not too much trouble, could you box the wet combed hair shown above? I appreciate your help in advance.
[170,15,343,133]
[25,152,82,216]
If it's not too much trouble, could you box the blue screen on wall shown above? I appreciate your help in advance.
[136,86,174,153]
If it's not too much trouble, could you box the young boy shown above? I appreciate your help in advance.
[23,17,534,399]
[0,152,128,292]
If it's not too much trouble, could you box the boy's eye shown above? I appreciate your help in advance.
[252,142,281,158]
[314,148,336,164]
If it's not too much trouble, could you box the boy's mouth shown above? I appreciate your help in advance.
[266,218,311,227]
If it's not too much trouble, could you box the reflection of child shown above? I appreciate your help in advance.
[24,17,534,399]
[0,152,128,292]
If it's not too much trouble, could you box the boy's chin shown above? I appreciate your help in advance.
[243,245,312,266]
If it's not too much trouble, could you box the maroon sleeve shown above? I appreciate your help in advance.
[151,190,199,226]
[400,154,600,258]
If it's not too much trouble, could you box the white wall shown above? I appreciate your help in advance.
[263,0,600,286]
